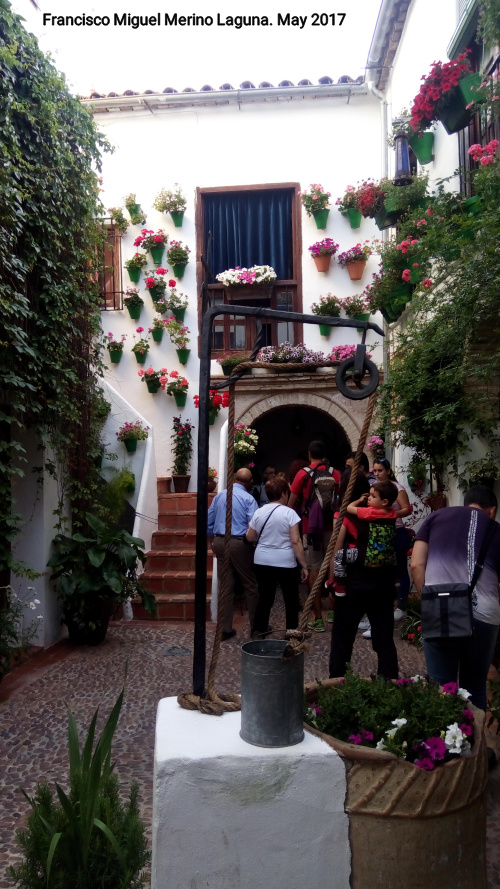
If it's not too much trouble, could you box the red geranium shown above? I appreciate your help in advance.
[410,53,470,132]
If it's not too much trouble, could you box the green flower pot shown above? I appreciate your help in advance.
[171,306,186,323]
[126,304,141,320]
[146,379,161,393]
[134,350,148,364]
[123,438,138,453]
[347,208,362,229]
[150,244,165,265]
[127,267,141,283]
[209,408,217,425]
[172,263,187,279]
[354,312,370,332]
[149,285,165,302]
[375,202,401,231]
[409,130,434,165]
[176,348,190,365]
[319,324,331,337]
[174,391,187,408]
[108,349,122,363]
[222,365,232,376]
[152,328,164,342]
[127,203,141,218]
[436,73,483,135]
[170,210,185,227]
[312,208,330,230]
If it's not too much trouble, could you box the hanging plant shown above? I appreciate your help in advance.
[108,206,128,235]
[124,193,146,225]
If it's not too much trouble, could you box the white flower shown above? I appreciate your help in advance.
[376,739,387,750]
[458,687,472,700]
[386,727,398,739]
[34,598,40,605]
[37,615,44,620]
[392,718,408,728]
[27,586,35,591]
[412,674,425,681]
[444,723,465,753]
[28,601,36,610]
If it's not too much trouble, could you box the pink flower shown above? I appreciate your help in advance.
[415,757,435,771]
[402,269,411,282]
[412,263,420,268]
[348,734,363,745]
[416,219,427,227]
[442,682,458,694]
[137,369,145,377]
[136,327,144,333]
[426,208,433,216]
[145,366,155,375]
[422,279,433,289]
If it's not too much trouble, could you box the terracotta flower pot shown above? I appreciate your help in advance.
[207,479,217,493]
[346,260,367,281]
[312,253,332,273]
[172,474,190,493]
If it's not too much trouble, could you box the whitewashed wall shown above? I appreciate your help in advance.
[96,91,384,492]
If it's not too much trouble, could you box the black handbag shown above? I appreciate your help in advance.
[421,520,497,640]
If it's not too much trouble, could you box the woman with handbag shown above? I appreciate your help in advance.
[246,475,308,637]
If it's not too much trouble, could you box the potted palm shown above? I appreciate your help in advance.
[170,415,194,492]
[133,228,169,265]
[166,371,189,407]
[124,252,148,283]
[124,192,146,225]
[311,293,341,337]
[153,184,187,227]
[123,287,144,320]
[308,237,339,273]
[337,241,372,281]
[300,183,331,229]
[166,239,191,279]
[164,316,191,364]
[103,332,127,364]
[131,328,150,364]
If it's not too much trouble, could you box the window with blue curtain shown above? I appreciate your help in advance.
[204,189,294,281]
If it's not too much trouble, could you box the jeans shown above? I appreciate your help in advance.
[395,527,411,608]
[329,567,399,680]
[253,564,300,633]
[423,618,499,710]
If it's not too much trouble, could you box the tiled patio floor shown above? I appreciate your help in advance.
[1,604,499,888]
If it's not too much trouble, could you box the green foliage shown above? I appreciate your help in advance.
[382,173,429,213]
[171,416,194,475]
[124,194,146,225]
[457,451,500,491]
[108,207,129,236]
[102,470,136,526]
[400,595,423,650]
[9,686,150,889]
[478,0,500,48]
[0,584,42,677]
[0,2,112,570]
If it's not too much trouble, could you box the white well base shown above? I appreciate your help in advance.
[152,697,350,889]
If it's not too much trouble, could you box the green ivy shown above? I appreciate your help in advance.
[0,1,111,575]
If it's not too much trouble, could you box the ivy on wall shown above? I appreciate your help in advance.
[0,0,110,575]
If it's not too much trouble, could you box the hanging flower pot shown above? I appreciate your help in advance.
[174,391,187,408]
[108,349,122,364]
[347,208,362,229]
[150,245,165,265]
[146,378,161,393]
[436,73,482,135]
[409,131,434,165]
[354,312,370,332]
[318,324,331,337]
[176,348,190,365]
[209,408,217,425]
[312,208,330,230]
[170,210,185,227]
[312,253,332,273]
[134,351,148,364]
[152,328,164,343]
[346,260,367,281]
[149,286,164,303]
[172,263,186,279]
[127,268,141,284]
[123,438,138,453]
[171,306,186,323]
[126,304,142,320]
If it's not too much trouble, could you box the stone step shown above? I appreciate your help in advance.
[145,551,213,572]
[158,511,197,530]
[158,493,199,512]
[132,592,211,621]
[151,528,199,550]
[140,570,213,596]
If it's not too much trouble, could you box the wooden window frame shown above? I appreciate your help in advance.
[99,219,123,311]
[195,182,303,354]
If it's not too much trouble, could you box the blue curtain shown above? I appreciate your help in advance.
[204,189,293,281]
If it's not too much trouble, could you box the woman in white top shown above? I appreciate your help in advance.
[372,458,413,619]
[246,475,308,636]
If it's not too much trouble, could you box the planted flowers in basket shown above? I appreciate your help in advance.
[166,370,189,408]
[257,342,325,370]
[216,265,277,301]
[300,183,331,228]
[145,268,168,302]
[341,294,371,329]
[336,184,363,228]
[164,317,191,364]
[116,419,149,453]
[311,293,341,338]
[131,327,150,364]
[103,332,127,364]
[138,366,168,394]
[153,184,187,226]
[308,237,339,273]
[166,239,191,279]
[124,252,148,283]
[134,228,168,265]
[337,241,372,281]
[124,287,144,320]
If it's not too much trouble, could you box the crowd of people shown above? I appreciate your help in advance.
[207,441,500,713]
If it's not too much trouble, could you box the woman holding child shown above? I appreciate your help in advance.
[328,474,399,680]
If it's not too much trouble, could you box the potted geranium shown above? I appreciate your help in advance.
[131,327,150,364]
[166,239,190,279]
[300,183,331,229]
[357,179,386,219]
[337,241,372,281]
[144,267,168,302]
[341,294,371,330]
[166,371,189,408]
[103,332,127,364]
[216,265,277,301]
[410,52,482,136]
[124,193,146,225]
[311,293,341,337]
[366,432,385,462]
[108,206,129,235]
[193,390,230,425]
[234,423,258,469]
[164,316,191,364]
[166,281,188,322]
[308,237,339,273]
[153,184,187,226]
[207,466,218,493]
[257,342,325,370]
[170,415,194,492]
[124,252,148,283]
[151,314,166,342]
[137,366,168,394]
[336,185,363,229]
[133,228,169,265]
[116,419,149,453]
[123,287,144,320]
[216,352,251,376]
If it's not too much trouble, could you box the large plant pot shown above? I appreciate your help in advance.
[346,260,367,281]
[150,244,165,265]
[176,348,190,365]
[347,208,362,229]
[108,349,122,364]
[172,474,190,493]
[126,304,142,320]
[64,601,114,646]
[170,210,184,227]
[171,306,186,323]
[436,73,482,135]
[305,678,488,889]
[127,267,141,283]
[312,253,332,273]
[172,263,186,279]
[312,208,330,229]
[409,130,434,165]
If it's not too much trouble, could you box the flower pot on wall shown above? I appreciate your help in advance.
[176,348,190,365]
[149,286,164,303]
[152,328,164,342]
[171,307,186,323]
[123,438,138,453]
[173,391,187,408]
[346,260,367,281]
[436,73,483,135]
[170,210,184,227]
[318,324,331,337]
[150,245,165,265]
[133,351,148,364]
[172,263,187,279]
[409,131,434,165]
[127,268,141,283]
[126,304,142,320]
[108,349,122,364]
[353,312,370,332]
[312,254,332,273]
[224,284,274,303]
[347,208,362,229]
[146,379,161,393]
[172,474,190,493]
[312,208,330,229]
[208,408,217,425]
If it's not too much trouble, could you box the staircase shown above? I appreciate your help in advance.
[134,478,215,621]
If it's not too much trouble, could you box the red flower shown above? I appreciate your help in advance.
[402,269,411,282]
[169,279,177,287]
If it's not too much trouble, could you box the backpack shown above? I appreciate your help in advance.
[303,466,337,517]
[343,515,396,569]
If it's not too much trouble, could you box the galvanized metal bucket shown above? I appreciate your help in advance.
[240,640,304,747]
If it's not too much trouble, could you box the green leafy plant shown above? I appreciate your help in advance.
[300,183,331,215]
[381,174,430,214]
[9,684,150,889]
[457,453,500,492]
[310,294,341,317]
[167,285,188,311]
[164,318,190,348]
[123,289,144,308]
[124,253,148,271]
[124,193,146,225]
[216,352,251,370]
[171,416,194,475]
[341,294,370,317]
[116,421,149,443]
[108,207,129,235]
[400,595,423,650]
[153,184,187,214]
[478,0,500,47]
[101,469,136,527]
[166,240,191,266]
[166,371,189,397]
[0,585,43,679]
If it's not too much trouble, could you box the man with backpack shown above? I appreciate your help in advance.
[288,441,340,632]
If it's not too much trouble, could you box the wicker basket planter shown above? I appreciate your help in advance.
[304,678,487,889]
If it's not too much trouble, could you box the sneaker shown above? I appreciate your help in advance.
[358,617,370,631]
[327,611,334,624]
[393,608,407,622]
[310,618,326,633]
[307,619,316,629]
[362,628,372,639]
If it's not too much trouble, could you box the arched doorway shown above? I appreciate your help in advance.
[251,405,351,477]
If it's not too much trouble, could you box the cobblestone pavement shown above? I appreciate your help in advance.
[1,602,499,888]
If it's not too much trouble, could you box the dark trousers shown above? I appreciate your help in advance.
[252,564,300,633]
[212,537,259,633]
[329,567,399,680]
[395,527,411,607]
[423,618,499,710]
